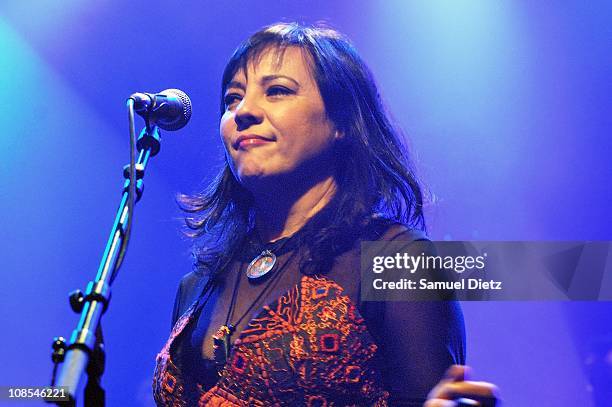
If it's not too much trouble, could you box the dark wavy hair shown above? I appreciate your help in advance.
[178,22,425,277]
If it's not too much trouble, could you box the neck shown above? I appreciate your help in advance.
[253,175,337,243]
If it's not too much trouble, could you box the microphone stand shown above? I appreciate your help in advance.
[48,125,162,406]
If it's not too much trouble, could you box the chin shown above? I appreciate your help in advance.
[235,168,267,188]
[236,164,267,180]
[236,168,292,193]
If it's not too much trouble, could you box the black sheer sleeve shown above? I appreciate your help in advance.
[171,279,184,329]
[371,300,465,406]
[361,225,466,406]
[170,270,211,328]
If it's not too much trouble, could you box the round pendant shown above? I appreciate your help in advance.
[246,250,277,280]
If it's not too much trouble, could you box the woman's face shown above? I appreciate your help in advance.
[220,46,338,191]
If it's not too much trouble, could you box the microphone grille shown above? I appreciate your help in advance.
[162,88,192,131]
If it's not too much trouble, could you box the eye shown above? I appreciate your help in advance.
[266,85,294,98]
[224,93,242,110]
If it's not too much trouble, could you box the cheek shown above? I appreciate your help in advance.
[219,113,234,149]
[219,115,244,177]
[281,117,334,160]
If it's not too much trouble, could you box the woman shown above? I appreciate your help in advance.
[153,23,497,406]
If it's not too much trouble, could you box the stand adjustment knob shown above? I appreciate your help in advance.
[69,290,84,313]
[51,336,67,363]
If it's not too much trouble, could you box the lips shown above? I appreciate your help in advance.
[233,134,275,150]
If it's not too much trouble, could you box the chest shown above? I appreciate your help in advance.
[155,274,388,406]
[187,252,363,362]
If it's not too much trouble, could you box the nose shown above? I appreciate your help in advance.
[234,96,264,131]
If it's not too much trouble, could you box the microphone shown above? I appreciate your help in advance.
[128,89,192,131]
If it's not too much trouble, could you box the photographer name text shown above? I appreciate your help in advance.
[372,278,502,290]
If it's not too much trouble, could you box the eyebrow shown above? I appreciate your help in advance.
[226,80,245,91]
[225,74,300,92]
[261,74,300,87]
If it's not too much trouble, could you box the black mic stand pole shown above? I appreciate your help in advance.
[49,125,162,406]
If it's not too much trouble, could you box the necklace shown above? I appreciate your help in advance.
[213,245,297,374]
[246,249,277,280]
[246,234,294,280]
